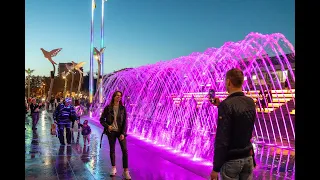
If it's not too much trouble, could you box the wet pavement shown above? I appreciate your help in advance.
[25,111,295,180]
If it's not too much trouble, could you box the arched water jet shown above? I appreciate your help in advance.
[92,32,295,161]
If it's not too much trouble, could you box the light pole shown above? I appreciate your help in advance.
[41,83,46,97]
[66,64,75,98]
[25,68,34,98]
[77,71,83,99]
[61,71,69,98]
[72,61,86,98]
[101,0,107,98]
[94,47,106,103]
[70,71,75,97]
[40,48,62,103]
[89,0,97,103]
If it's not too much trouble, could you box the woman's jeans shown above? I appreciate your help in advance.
[107,131,129,168]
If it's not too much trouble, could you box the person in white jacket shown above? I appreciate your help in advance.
[72,99,84,143]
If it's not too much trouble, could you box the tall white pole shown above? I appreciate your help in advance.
[100,0,106,103]
[89,0,95,103]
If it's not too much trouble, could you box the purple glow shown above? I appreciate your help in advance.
[92,32,295,162]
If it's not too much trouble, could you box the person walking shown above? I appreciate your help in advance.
[53,97,78,146]
[100,91,131,180]
[30,98,42,130]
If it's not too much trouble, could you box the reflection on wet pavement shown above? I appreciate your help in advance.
[25,111,295,179]
[253,146,295,179]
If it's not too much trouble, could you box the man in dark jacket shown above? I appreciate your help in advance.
[53,97,78,145]
[210,68,256,180]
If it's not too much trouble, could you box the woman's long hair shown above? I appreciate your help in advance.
[109,91,123,107]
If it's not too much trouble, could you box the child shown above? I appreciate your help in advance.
[79,120,92,146]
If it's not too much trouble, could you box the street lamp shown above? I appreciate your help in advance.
[94,47,105,103]
[25,68,34,98]
[61,71,70,98]
[72,61,86,98]
[40,48,62,103]
[42,83,46,96]
[41,83,46,97]
[66,63,76,98]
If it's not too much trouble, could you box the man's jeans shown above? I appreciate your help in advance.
[31,112,39,129]
[58,123,71,145]
[220,156,254,180]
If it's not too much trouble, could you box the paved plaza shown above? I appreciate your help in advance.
[25,111,294,180]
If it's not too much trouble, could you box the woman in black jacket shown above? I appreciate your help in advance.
[100,91,131,180]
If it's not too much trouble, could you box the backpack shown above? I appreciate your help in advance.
[51,124,57,136]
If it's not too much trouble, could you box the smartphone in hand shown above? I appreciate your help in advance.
[208,89,216,103]
[209,89,221,106]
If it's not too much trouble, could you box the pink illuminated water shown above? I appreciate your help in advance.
[92,32,295,162]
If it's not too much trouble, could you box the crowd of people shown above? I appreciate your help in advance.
[26,97,88,126]
[25,95,131,179]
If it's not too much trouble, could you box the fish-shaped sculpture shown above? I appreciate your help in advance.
[25,68,34,75]
[71,61,86,71]
[93,47,106,63]
[40,48,62,65]
[94,47,106,56]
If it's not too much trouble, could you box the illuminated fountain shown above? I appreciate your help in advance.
[92,32,295,162]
